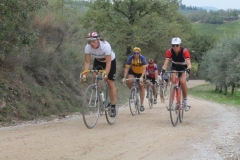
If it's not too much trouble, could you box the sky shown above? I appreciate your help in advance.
[181,0,240,10]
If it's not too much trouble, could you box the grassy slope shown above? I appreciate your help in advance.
[192,20,240,37]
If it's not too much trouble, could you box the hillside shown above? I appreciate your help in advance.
[192,20,240,37]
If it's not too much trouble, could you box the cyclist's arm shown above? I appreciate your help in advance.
[162,59,169,70]
[105,55,111,76]
[84,54,91,71]
[123,66,130,78]
[141,66,146,78]
[162,50,171,70]
[186,59,192,69]
[184,49,191,69]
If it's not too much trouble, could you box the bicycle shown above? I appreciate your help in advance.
[125,78,142,116]
[80,70,118,129]
[146,80,154,108]
[158,75,169,103]
[157,80,165,103]
[166,70,186,127]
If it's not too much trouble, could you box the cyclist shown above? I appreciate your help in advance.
[161,37,192,111]
[81,31,117,117]
[122,47,147,112]
[145,59,158,104]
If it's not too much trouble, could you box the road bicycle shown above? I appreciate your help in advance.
[80,70,118,129]
[147,81,154,108]
[157,81,165,103]
[166,70,186,127]
[125,78,142,116]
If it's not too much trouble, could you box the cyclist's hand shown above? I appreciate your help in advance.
[81,73,87,82]
[161,69,165,74]
[185,68,191,74]
[104,74,109,81]
[122,77,126,83]
[139,77,144,83]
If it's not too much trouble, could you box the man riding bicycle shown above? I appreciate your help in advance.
[122,47,147,112]
[161,37,192,111]
[81,31,117,117]
[146,59,158,104]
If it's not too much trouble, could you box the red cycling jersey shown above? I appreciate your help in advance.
[165,47,190,65]
[146,63,158,78]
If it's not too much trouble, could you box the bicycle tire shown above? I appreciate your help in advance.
[148,87,153,109]
[136,88,141,114]
[105,102,118,125]
[82,84,100,129]
[129,88,138,116]
[169,85,179,127]
[179,90,184,123]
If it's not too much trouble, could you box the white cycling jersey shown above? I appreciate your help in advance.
[85,40,116,61]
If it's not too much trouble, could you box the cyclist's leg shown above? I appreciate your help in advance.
[106,59,117,117]
[126,69,135,90]
[136,73,145,111]
[152,78,157,103]
[179,65,190,111]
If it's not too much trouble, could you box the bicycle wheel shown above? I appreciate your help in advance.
[148,87,153,109]
[105,103,118,125]
[169,85,179,127]
[136,90,141,114]
[82,84,100,129]
[179,90,184,123]
[129,88,138,116]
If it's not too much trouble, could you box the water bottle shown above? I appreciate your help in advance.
[100,91,105,102]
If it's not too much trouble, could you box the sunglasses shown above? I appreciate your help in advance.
[133,52,140,55]
[172,44,180,47]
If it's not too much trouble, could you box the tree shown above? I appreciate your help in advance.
[189,33,216,76]
[80,0,191,61]
[0,0,47,65]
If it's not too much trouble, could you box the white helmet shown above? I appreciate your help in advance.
[171,37,182,44]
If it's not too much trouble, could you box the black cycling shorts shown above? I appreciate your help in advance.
[93,58,116,81]
[171,63,187,71]
[146,75,156,84]
[128,69,142,78]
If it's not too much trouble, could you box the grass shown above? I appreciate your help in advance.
[192,20,240,37]
[189,84,240,107]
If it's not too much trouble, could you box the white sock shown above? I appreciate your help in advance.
[184,98,189,106]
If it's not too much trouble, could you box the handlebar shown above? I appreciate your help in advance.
[80,70,106,78]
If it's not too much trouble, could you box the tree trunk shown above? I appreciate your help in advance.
[231,84,235,95]
[215,86,219,92]
[126,45,131,56]
[223,85,227,95]
[219,86,222,93]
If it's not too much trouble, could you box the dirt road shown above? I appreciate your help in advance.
[0,80,240,160]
